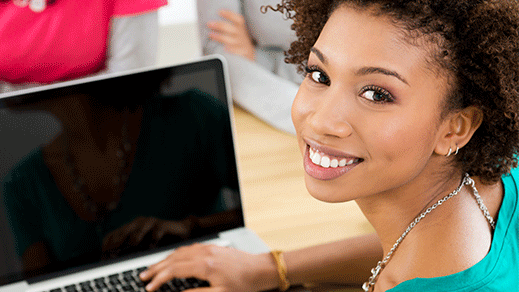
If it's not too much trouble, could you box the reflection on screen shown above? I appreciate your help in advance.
[0,64,243,284]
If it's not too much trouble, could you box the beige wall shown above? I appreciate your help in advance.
[157,22,202,67]
[157,0,202,67]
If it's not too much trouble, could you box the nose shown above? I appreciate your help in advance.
[308,92,353,138]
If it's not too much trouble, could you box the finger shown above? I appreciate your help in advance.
[140,257,173,281]
[153,226,167,243]
[103,218,141,251]
[143,261,208,292]
[207,20,238,37]
[145,280,219,292]
[140,243,214,280]
[102,231,127,252]
[140,252,191,281]
[208,32,240,48]
[130,218,157,246]
[218,9,246,27]
[153,220,186,242]
[143,268,174,291]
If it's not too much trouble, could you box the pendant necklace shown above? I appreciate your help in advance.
[362,173,496,292]
[63,109,133,222]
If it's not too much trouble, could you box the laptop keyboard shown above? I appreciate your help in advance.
[42,266,210,292]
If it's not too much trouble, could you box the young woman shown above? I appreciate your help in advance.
[140,0,519,291]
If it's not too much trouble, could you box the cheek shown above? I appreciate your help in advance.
[367,113,438,164]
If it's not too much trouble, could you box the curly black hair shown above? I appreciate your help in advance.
[265,0,519,183]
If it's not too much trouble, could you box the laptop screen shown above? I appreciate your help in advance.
[0,57,244,285]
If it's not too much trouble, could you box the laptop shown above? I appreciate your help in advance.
[0,56,270,292]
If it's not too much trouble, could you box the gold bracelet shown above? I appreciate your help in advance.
[270,250,290,291]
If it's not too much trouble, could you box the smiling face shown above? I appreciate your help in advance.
[292,5,455,203]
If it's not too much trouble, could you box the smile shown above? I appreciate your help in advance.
[304,145,362,181]
[309,148,360,168]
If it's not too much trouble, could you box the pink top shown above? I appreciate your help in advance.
[0,0,167,84]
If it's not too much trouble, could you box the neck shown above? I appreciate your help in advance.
[355,167,465,255]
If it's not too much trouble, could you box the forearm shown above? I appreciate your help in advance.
[252,233,382,291]
[284,233,382,286]
[105,12,159,74]
[197,0,241,53]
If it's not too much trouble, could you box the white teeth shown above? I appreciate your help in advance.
[311,152,321,165]
[321,156,331,168]
[309,148,358,168]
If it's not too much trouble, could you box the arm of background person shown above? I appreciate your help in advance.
[105,11,160,73]
[197,0,241,53]
[197,0,298,135]
[220,51,298,135]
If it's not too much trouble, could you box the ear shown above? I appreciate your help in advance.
[434,106,483,157]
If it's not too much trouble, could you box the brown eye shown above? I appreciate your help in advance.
[304,66,330,85]
[360,86,394,103]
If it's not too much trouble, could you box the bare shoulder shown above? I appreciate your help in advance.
[380,180,503,288]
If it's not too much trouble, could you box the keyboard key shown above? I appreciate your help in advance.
[94,281,108,289]
[120,284,134,291]
[64,284,78,292]
[41,266,210,292]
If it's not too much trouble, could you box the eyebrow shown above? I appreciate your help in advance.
[310,47,410,86]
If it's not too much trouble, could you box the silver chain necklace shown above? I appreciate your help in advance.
[362,173,496,292]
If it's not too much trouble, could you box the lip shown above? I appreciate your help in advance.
[303,139,362,181]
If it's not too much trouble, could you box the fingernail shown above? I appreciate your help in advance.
[146,284,153,291]
[139,271,147,278]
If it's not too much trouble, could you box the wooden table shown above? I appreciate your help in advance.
[231,106,374,252]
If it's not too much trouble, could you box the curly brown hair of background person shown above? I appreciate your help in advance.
[264,0,519,184]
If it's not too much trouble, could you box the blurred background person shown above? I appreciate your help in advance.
[197,0,301,135]
[0,0,167,93]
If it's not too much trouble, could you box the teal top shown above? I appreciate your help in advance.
[1,90,240,268]
[389,168,519,291]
